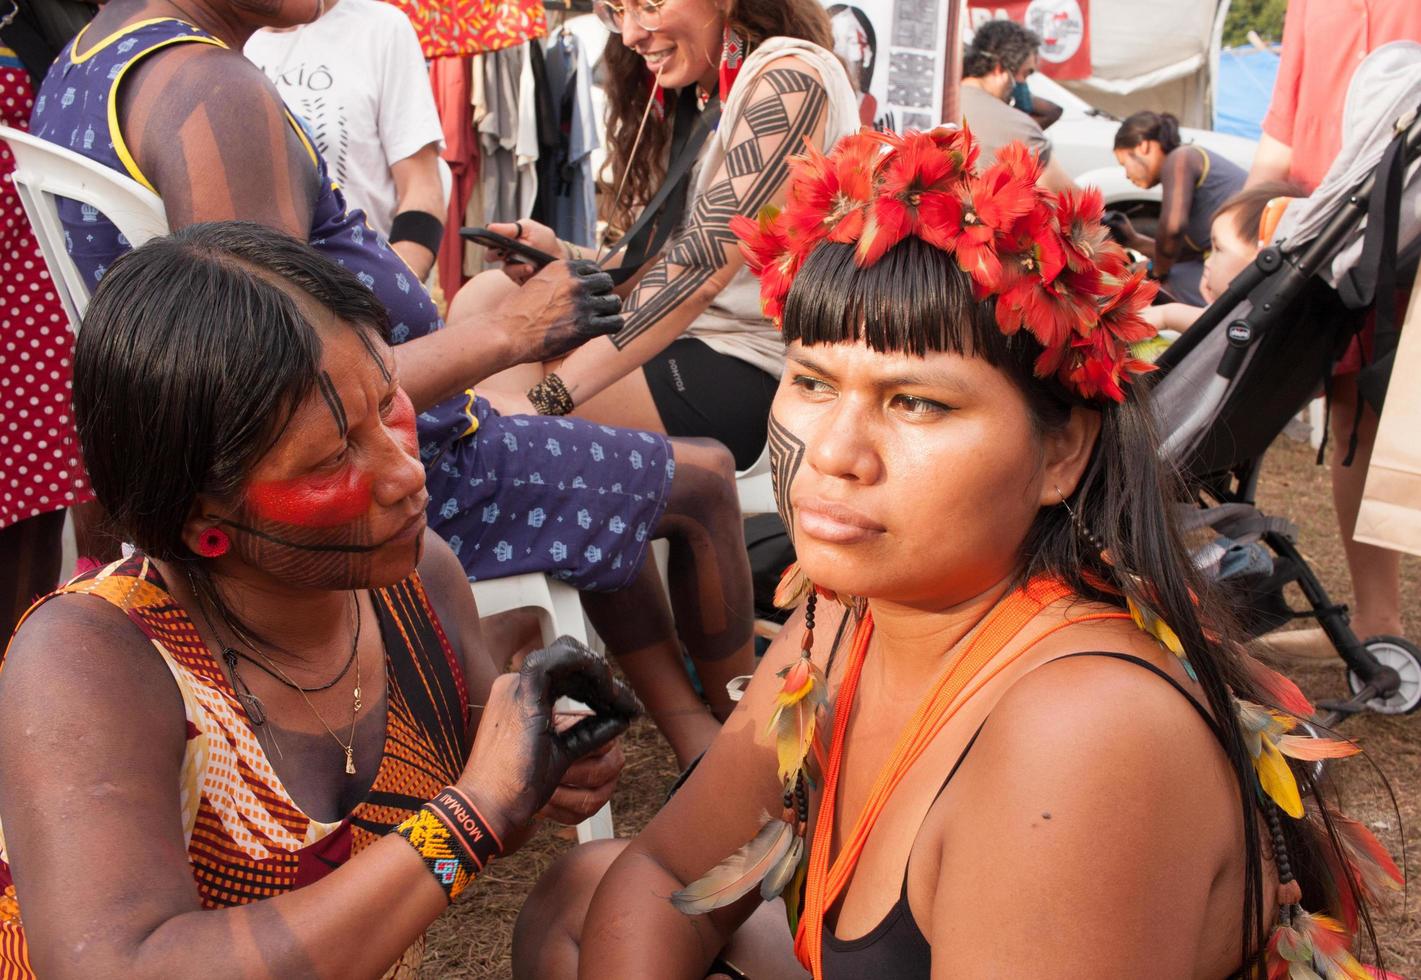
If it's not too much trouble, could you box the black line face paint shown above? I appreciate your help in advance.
[767,411,805,542]
[315,370,349,438]
[353,327,394,384]
[611,68,828,351]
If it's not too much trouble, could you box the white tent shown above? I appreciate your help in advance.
[1053,0,1231,128]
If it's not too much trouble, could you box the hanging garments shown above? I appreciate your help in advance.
[532,29,599,247]
[430,54,477,299]
[479,43,538,227]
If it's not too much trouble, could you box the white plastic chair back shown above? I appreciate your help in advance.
[470,573,615,842]
[0,125,168,332]
[735,441,775,517]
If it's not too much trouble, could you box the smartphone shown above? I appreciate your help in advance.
[460,227,559,270]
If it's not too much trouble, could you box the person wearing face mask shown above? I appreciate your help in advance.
[959,18,1074,193]
[1110,111,1247,307]
[465,0,860,482]
[0,223,642,978]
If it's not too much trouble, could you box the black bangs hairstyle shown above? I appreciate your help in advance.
[781,237,1384,974]
[73,221,391,562]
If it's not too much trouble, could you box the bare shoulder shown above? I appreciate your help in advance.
[953,648,1239,842]
[0,592,187,776]
[122,37,282,111]
[3,591,178,698]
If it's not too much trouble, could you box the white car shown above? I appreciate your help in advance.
[1028,73,1258,229]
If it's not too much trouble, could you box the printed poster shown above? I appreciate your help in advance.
[965,0,1091,80]
[825,0,950,132]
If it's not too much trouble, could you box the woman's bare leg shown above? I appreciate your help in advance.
[1329,375,1403,639]
[581,437,755,765]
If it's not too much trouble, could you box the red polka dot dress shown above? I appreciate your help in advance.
[0,50,92,529]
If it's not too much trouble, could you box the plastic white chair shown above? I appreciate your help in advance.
[735,441,775,517]
[470,573,615,843]
[0,125,168,331]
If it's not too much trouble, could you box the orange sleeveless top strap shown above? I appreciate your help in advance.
[793,579,1131,976]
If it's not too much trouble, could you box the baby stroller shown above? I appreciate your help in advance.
[1149,42,1421,728]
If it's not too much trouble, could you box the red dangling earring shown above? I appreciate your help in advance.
[718,24,744,104]
[196,527,230,558]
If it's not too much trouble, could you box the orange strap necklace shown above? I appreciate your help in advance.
[792,578,1131,976]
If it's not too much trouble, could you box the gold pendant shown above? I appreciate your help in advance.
[354,687,362,712]
[345,747,356,775]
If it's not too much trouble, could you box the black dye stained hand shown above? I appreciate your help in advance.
[462,636,641,829]
[504,260,624,366]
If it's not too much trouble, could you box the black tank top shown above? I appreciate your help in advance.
[819,652,1230,980]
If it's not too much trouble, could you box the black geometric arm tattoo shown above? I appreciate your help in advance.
[611,67,829,350]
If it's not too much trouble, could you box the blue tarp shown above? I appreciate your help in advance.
[1215,44,1280,140]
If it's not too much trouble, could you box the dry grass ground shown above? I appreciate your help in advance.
[421,434,1420,978]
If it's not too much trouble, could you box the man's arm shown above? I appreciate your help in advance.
[119,43,617,412]
[388,144,444,280]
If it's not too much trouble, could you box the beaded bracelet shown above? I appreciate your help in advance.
[527,373,575,416]
[393,786,504,903]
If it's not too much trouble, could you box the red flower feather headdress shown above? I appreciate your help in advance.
[729,127,1158,404]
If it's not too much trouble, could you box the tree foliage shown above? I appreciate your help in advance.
[1222,0,1288,48]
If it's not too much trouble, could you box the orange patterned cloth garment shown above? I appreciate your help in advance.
[381,0,546,58]
[0,555,469,978]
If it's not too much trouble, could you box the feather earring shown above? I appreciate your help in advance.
[768,590,830,785]
[1266,907,1372,980]
[672,773,810,914]
[675,590,825,917]
[1058,486,1198,680]
[1235,698,1359,818]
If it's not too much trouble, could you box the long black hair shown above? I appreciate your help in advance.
[782,237,1383,972]
[73,221,390,561]
[1114,110,1183,154]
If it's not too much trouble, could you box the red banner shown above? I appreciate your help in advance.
[966,0,1091,81]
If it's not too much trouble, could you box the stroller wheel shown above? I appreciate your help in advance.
[1345,636,1421,714]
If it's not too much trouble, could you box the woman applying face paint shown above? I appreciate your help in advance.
[0,223,640,978]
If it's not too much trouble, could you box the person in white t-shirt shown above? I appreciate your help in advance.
[246,0,445,279]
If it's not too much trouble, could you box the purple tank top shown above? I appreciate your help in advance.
[31,17,441,344]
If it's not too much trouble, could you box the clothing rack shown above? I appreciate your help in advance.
[542,0,594,13]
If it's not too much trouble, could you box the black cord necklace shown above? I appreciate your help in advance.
[222,593,361,694]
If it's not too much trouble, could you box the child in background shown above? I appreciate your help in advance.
[1143,181,1304,333]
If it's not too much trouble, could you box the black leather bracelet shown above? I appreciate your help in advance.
[389,209,444,257]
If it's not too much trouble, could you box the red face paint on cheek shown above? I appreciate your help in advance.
[387,388,418,456]
[246,465,375,528]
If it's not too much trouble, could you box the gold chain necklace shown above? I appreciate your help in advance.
[248,618,363,776]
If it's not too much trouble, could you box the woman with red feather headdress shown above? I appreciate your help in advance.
[512,130,1401,980]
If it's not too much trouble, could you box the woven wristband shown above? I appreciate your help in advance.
[393,786,504,903]
[527,373,575,416]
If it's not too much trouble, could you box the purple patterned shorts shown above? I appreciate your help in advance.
[418,392,674,592]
